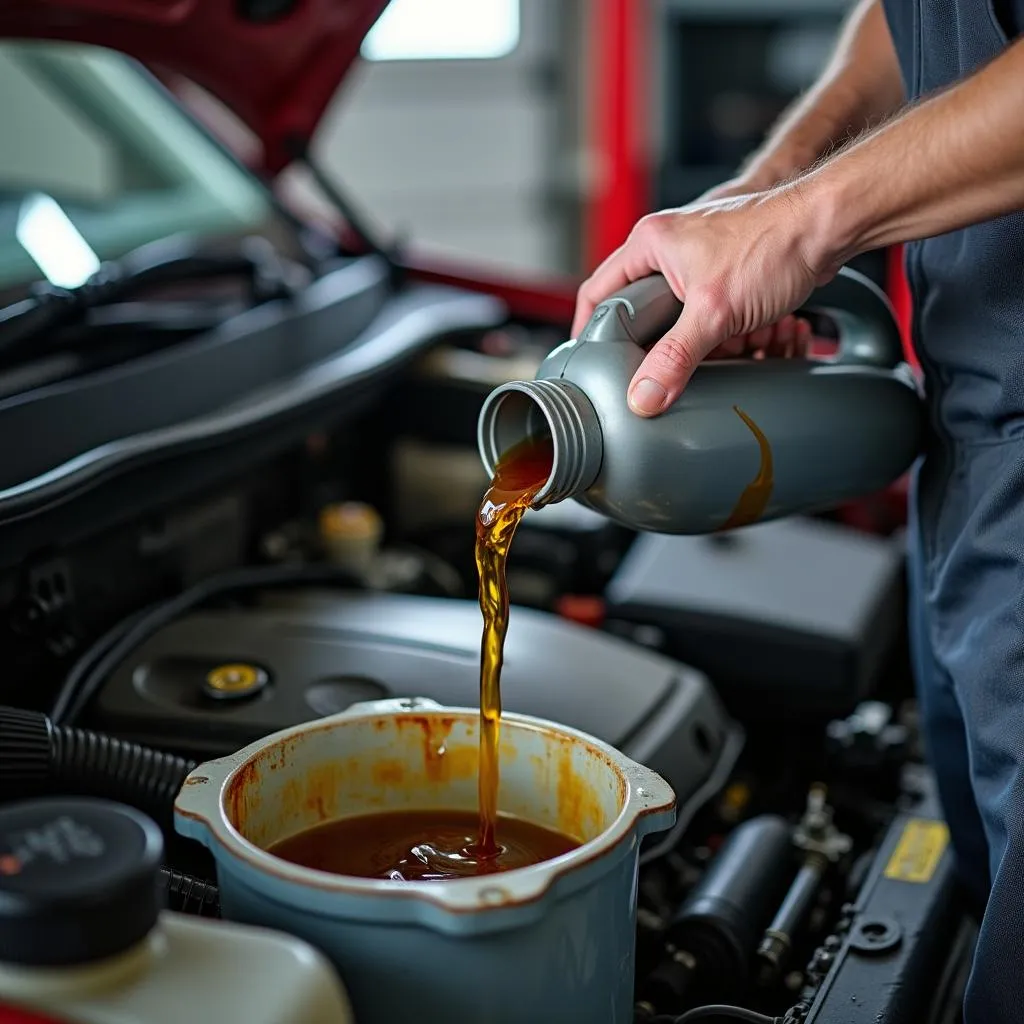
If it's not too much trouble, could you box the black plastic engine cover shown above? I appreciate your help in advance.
[605,517,906,716]
[93,590,735,811]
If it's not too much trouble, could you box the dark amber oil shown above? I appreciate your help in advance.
[473,434,554,857]
[268,809,577,882]
[720,406,774,530]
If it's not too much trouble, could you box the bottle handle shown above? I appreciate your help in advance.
[578,266,904,370]
[798,267,905,368]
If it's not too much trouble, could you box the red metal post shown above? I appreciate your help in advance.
[886,244,917,368]
[584,0,651,271]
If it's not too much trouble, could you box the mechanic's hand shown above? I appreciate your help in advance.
[571,187,833,417]
[689,174,813,361]
[690,170,814,360]
[704,313,811,362]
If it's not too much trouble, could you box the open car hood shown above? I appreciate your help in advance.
[0,0,390,172]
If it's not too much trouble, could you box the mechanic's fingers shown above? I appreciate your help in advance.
[627,300,729,416]
[764,315,797,358]
[769,316,812,358]
[708,335,747,359]
[795,317,812,356]
[570,294,592,340]
[571,222,672,337]
[679,314,814,364]
[571,249,635,338]
[745,325,775,352]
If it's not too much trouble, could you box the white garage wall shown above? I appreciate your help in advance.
[309,0,577,274]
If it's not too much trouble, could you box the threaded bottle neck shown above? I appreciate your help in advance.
[477,379,602,506]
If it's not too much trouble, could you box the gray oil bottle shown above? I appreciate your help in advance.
[477,268,923,534]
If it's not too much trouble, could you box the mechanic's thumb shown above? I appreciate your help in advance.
[627,305,723,417]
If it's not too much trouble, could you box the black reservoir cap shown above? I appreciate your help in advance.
[0,798,163,966]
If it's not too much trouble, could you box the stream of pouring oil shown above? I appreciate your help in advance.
[474,435,554,856]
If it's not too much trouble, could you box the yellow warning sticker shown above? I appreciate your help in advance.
[884,818,950,883]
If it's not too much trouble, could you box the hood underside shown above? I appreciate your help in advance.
[0,0,390,173]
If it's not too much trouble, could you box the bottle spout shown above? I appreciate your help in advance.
[477,379,602,506]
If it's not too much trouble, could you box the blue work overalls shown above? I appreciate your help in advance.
[880,1,1024,1019]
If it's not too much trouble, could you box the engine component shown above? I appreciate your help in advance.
[758,786,851,982]
[93,590,737,811]
[668,1009,780,1024]
[826,700,910,772]
[515,500,635,598]
[160,867,220,918]
[318,501,383,575]
[0,706,195,831]
[390,437,489,536]
[0,797,355,1024]
[50,561,367,727]
[11,555,78,659]
[605,517,905,715]
[0,797,164,967]
[797,780,967,1023]
[758,863,824,982]
[640,815,795,1011]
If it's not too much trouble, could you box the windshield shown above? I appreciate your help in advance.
[0,41,282,293]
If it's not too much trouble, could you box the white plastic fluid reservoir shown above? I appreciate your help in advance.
[0,797,354,1024]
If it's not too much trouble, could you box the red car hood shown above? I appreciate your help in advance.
[0,0,390,172]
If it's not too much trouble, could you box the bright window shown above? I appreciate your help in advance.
[362,0,520,62]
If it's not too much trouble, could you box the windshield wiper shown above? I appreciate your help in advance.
[0,234,307,361]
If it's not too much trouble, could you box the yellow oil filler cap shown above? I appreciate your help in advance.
[202,663,269,702]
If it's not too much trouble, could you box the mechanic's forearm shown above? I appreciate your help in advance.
[742,0,904,186]
[801,36,1024,264]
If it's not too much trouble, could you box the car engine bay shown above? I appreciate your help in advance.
[0,15,976,1020]
[0,254,970,1021]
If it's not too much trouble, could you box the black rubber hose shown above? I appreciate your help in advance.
[160,867,221,918]
[0,705,195,829]
[51,725,196,828]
